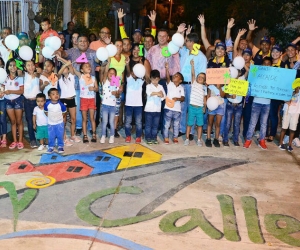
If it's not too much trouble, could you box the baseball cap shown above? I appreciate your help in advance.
[17,32,28,40]
[260,36,271,44]
[286,43,296,49]
[133,29,142,35]
[271,44,282,52]
[242,48,252,56]
[215,42,226,50]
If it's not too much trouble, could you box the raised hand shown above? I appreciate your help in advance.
[238,28,247,36]
[117,8,126,19]
[227,18,235,29]
[190,59,194,66]
[148,10,156,22]
[247,19,258,31]
[177,23,187,33]
[198,15,205,26]
[186,25,192,36]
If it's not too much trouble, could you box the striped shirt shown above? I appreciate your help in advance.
[190,82,207,106]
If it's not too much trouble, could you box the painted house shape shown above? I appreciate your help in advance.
[6,161,38,175]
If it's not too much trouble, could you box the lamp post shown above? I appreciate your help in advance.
[168,0,173,29]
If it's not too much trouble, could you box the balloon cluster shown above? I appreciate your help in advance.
[161,33,184,58]
[0,68,7,83]
[96,44,117,61]
[42,36,61,59]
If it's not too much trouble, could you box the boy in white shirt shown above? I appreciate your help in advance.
[144,70,166,145]
[164,63,185,144]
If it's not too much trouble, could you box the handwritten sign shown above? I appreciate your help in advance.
[206,68,230,85]
[224,79,249,96]
[248,65,296,101]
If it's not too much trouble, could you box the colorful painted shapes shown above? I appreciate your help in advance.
[26,176,56,189]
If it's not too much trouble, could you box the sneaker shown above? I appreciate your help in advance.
[223,141,229,147]
[38,144,45,151]
[76,129,82,136]
[292,138,300,148]
[58,147,64,154]
[17,142,24,150]
[164,138,169,144]
[135,137,141,144]
[184,139,189,146]
[100,135,105,144]
[205,139,212,147]
[70,136,81,143]
[173,138,179,144]
[146,140,152,145]
[46,147,54,154]
[218,135,223,142]
[203,130,207,135]
[125,136,131,143]
[258,139,267,150]
[64,139,73,147]
[213,138,220,147]
[9,142,17,149]
[287,145,293,152]
[30,140,38,148]
[197,140,203,146]
[283,135,289,144]
[189,134,194,141]
[278,144,286,150]
[109,136,114,143]
[114,131,120,138]
[152,139,158,144]
[178,132,185,137]
[233,141,240,147]
[243,140,252,148]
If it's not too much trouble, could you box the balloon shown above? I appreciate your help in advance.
[44,37,52,47]
[48,36,61,51]
[233,56,245,70]
[171,33,184,47]
[133,63,146,78]
[161,47,171,57]
[96,47,109,61]
[19,46,33,61]
[0,68,7,83]
[106,44,117,57]
[167,41,180,55]
[42,46,54,59]
[207,96,219,111]
[5,35,19,50]
[229,66,239,79]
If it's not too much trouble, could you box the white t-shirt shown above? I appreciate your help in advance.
[44,100,67,125]
[59,73,76,98]
[125,75,144,106]
[79,75,96,99]
[33,106,48,126]
[283,93,300,114]
[165,81,185,112]
[145,83,166,112]
[190,81,207,106]
[40,75,58,99]
[102,79,119,106]
[23,72,41,99]
[3,76,24,100]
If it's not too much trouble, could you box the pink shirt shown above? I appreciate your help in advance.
[146,44,180,79]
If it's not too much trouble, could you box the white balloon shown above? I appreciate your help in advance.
[233,56,245,70]
[45,37,52,47]
[42,46,55,59]
[229,66,239,79]
[106,44,117,57]
[19,45,33,61]
[5,35,19,50]
[96,47,109,61]
[0,68,7,83]
[207,96,219,111]
[167,41,180,55]
[172,33,184,47]
[133,63,146,78]
[48,36,61,51]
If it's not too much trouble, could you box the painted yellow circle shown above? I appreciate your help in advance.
[26,176,56,189]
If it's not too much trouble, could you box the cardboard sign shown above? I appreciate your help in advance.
[206,68,230,85]
[248,65,296,101]
[224,79,249,96]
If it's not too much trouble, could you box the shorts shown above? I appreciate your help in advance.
[80,97,96,111]
[6,95,24,110]
[208,103,225,116]
[187,105,204,126]
[115,97,121,116]
[60,97,76,108]
[36,125,48,139]
[282,112,299,131]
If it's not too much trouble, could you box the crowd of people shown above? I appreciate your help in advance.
[0,10,300,154]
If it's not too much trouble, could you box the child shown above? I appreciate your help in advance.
[243,57,273,150]
[73,62,98,143]
[33,93,48,150]
[278,86,300,152]
[184,60,207,146]
[164,63,185,144]
[39,60,58,100]
[144,69,165,145]
[3,58,24,149]
[44,88,66,153]
[124,58,144,143]
[0,84,7,147]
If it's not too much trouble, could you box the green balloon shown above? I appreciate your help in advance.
[161,47,171,57]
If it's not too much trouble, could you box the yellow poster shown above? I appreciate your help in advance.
[224,79,249,96]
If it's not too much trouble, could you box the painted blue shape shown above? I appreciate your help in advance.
[0,228,153,250]
[39,151,121,175]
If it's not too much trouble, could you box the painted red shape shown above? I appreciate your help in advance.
[6,161,37,175]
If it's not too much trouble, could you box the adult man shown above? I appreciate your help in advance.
[0,27,12,65]
[62,21,75,49]
[143,34,155,58]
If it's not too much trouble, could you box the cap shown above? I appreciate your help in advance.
[242,48,252,56]
[215,42,226,50]
[17,32,28,40]
[286,43,296,49]
[271,44,282,52]
[133,29,142,35]
[260,36,271,44]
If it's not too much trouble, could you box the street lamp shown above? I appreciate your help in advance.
[168,0,173,28]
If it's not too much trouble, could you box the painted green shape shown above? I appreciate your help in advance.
[76,186,166,227]
[217,194,240,241]
[250,66,258,77]
[265,214,300,247]
[18,189,38,213]
[241,196,265,244]
[15,60,23,70]
[139,44,144,56]
[159,208,223,239]
[223,71,231,84]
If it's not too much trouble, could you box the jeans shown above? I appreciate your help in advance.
[223,102,243,143]
[102,104,115,136]
[0,99,7,135]
[48,122,64,148]
[163,109,181,139]
[242,96,253,138]
[267,99,282,137]
[24,98,37,142]
[125,106,143,137]
[145,112,160,140]
[246,103,270,141]
[180,84,195,134]
[220,98,227,136]
[159,79,167,132]
[203,109,208,130]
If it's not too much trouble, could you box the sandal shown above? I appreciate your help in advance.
[83,135,89,143]
[0,140,7,148]
[9,142,17,149]
[91,132,97,143]
[17,142,24,150]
